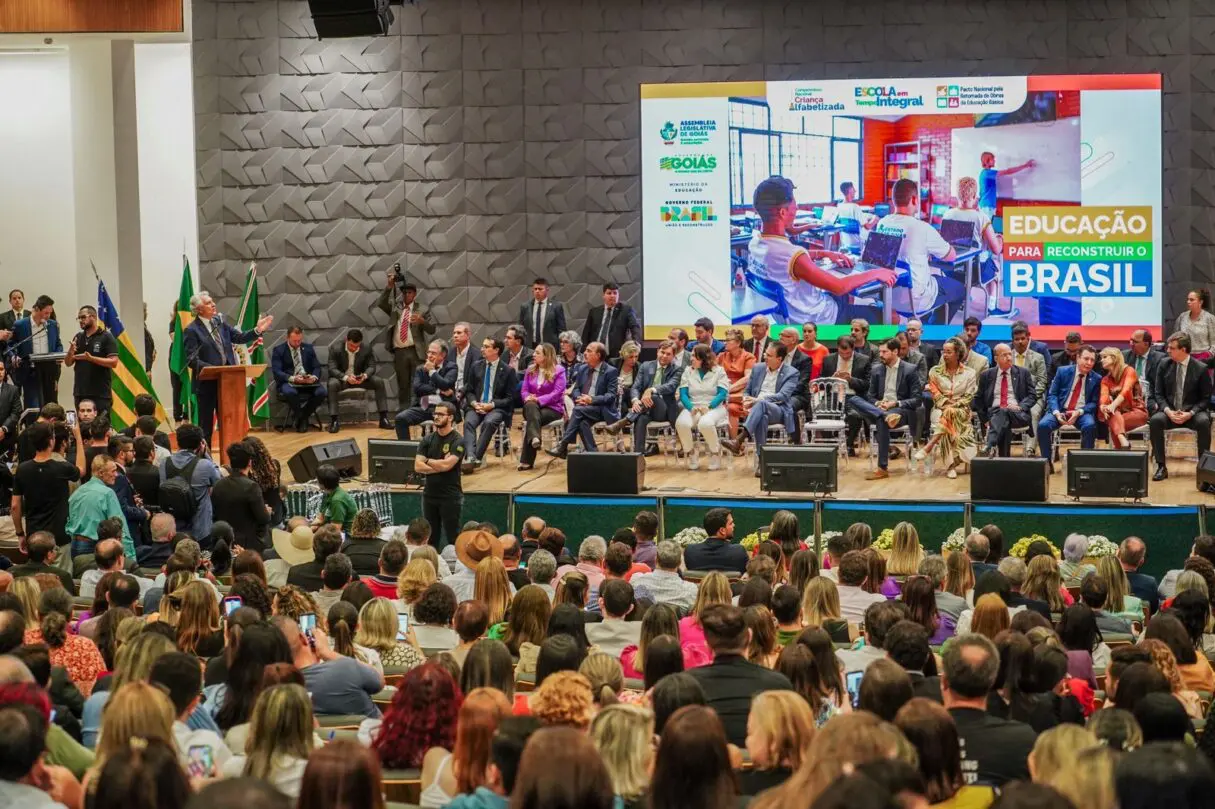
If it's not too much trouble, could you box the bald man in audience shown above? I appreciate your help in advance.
[137,513,178,569]
[79,539,153,599]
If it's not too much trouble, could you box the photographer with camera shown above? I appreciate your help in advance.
[377,263,436,414]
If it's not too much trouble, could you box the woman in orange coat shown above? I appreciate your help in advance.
[1098,346,1148,449]
[717,328,756,438]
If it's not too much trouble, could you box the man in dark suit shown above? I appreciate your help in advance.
[849,339,922,480]
[721,342,801,467]
[270,326,325,433]
[127,436,162,509]
[1047,330,1084,387]
[581,282,641,360]
[742,315,772,363]
[394,339,459,440]
[975,343,1036,457]
[0,288,30,358]
[119,395,172,452]
[1150,331,1213,481]
[106,434,149,546]
[777,329,812,427]
[1119,536,1159,616]
[606,339,680,456]
[904,319,940,370]
[0,362,20,454]
[449,322,478,414]
[519,277,566,349]
[10,295,63,410]
[825,335,873,455]
[1037,345,1101,474]
[183,292,272,441]
[1124,329,1166,412]
[461,337,518,473]
[376,272,437,411]
[503,325,533,409]
[326,328,390,433]
[550,342,619,458]
[210,440,271,553]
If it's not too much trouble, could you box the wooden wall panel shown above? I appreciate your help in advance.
[0,0,183,34]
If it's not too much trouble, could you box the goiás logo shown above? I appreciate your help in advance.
[659,154,718,174]
[854,85,924,110]
[660,119,717,146]
[659,121,679,145]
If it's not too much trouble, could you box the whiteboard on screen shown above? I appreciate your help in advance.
[950,117,1081,203]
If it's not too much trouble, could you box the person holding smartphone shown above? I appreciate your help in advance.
[278,614,384,718]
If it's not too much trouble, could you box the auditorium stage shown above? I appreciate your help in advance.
[260,424,1214,506]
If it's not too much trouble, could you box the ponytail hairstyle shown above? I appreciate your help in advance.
[326,600,360,660]
[157,570,194,626]
[38,587,73,649]
[579,652,624,708]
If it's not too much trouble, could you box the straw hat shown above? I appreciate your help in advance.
[455,530,502,570]
[271,525,315,566]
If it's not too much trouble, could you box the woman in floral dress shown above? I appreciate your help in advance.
[915,336,978,478]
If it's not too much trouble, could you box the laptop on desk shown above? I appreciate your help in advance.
[939,218,978,248]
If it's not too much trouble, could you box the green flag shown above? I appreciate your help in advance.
[169,256,196,423]
[234,263,269,425]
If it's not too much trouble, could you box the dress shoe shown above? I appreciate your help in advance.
[643,445,660,457]
[866,468,890,480]
[603,418,629,436]
[295,420,309,433]
[378,415,393,430]
[462,462,477,474]
[545,445,568,460]
[721,437,746,457]
[981,445,999,459]
[517,462,534,471]
[327,419,340,434]
[1153,464,1169,481]
[889,446,903,460]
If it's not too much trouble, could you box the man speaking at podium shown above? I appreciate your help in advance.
[183,292,273,441]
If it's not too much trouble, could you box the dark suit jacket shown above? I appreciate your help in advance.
[0,308,29,356]
[270,342,323,387]
[1007,593,1052,619]
[411,359,458,408]
[127,460,162,508]
[567,362,620,420]
[341,537,386,577]
[451,347,479,402]
[1047,349,1077,386]
[0,382,20,436]
[1127,571,1159,616]
[211,473,271,553]
[1045,365,1101,417]
[519,299,566,347]
[10,316,63,385]
[581,304,641,357]
[916,343,941,370]
[866,359,923,409]
[742,336,773,362]
[821,352,872,397]
[286,561,326,592]
[787,351,812,401]
[687,655,794,746]
[463,360,519,413]
[504,346,534,375]
[376,287,436,361]
[684,537,749,574]
[328,344,377,379]
[111,472,147,539]
[1123,348,1165,400]
[631,360,680,410]
[974,365,1036,422]
[1152,356,1212,414]
[183,318,261,390]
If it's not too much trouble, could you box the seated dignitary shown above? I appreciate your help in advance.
[603,338,680,456]
[1150,331,1212,481]
[394,339,458,440]
[270,326,325,433]
[849,338,922,481]
[548,341,618,459]
[326,328,391,432]
[461,336,518,474]
[1036,344,1100,474]
[721,342,800,472]
[974,343,1036,458]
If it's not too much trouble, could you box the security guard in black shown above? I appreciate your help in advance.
[415,402,465,548]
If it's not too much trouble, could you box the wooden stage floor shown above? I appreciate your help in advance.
[261,424,1214,506]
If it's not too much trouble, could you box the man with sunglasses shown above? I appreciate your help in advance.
[64,305,119,419]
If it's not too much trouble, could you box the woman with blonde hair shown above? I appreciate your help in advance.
[613,340,643,425]
[397,558,437,613]
[944,550,975,601]
[800,577,851,643]
[1139,638,1204,719]
[12,576,40,622]
[678,571,732,666]
[1098,347,1148,449]
[221,683,314,798]
[173,580,224,658]
[970,593,1011,640]
[943,175,1006,314]
[742,690,815,796]
[887,521,925,576]
[355,597,425,670]
[530,670,595,730]
[154,570,194,625]
[1022,555,1068,613]
[518,342,567,471]
[1029,724,1114,809]
[271,584,320,624]
[1096,555,1144,623]
[91,682,176,785]
[81,631,177,748]
[675,343,730,470]
[718,327,756,438]
[474,556,512,627]
[591,703,655,809]
[580,652,627,709]
[916,336,979,478]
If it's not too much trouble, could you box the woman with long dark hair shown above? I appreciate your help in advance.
[298,739,385,809]
[901,575,955,645]
[206,622,292,731]
[242,435,284,525]
[648,705,737,809]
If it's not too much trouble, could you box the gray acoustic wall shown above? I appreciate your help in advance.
[193,0,1194,406]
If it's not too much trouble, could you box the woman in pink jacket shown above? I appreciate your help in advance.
[518,343,567,470]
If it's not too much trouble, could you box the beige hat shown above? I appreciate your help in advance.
[271,525,315,566]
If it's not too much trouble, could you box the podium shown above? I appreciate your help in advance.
[199,364,266,464]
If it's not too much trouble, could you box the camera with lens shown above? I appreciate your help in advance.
[390,261,407,289]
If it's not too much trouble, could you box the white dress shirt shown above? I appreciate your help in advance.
[990,367,1012,409]
[532,300,547,345]
[882,362,900,402]
[31,318,49,355]
[454,346,470,390]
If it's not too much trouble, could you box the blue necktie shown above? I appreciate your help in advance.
[482,363,492,403]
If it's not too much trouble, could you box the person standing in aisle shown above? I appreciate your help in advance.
[414,402,465,549]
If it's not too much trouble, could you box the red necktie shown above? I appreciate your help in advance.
[754,340,762,361]
[398,307,409,343]
[999,371,1009,408]
[1065,373,1084,412]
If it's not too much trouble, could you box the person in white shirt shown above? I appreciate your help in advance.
[942,175,1009,316]
[152,652,233,776]
[79,539,154,599]
[675,345,731,470]
[219,683,313,799]
[450,322,474,411]
[832,180,877,251]
[835,550,886,625]
[584,579,642,658]
[874,178,962,320]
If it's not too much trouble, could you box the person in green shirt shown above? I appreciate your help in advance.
[65,454,134,562]
[772,584,804,647]
[312,464,358,534]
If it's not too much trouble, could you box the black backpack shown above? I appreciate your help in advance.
[159,455,201,522]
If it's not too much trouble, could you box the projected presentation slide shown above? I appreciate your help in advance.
[640,75,1162,340]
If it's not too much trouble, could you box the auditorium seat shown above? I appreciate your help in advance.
[382,769,423,804]
[316,713,367,729]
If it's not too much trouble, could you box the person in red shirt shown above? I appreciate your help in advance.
[797,322,830,380]
[365,539,408,599]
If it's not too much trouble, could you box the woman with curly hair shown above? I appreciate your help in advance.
[420,687,511,808]
[397,558,437,616]
[474,556,512,627]
[915,336,978,478]
[271,584,319,624]
[229,573,274,619]
[242,435,284,525]
[412,582,460,651]
[1139,638,1204,719]
[373,662,464,770]
[531,670,595,730]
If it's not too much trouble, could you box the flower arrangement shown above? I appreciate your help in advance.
[671,526,708,548]
[1009,535,1060,559]
[1085,535,1119,558]
[740,529,769,554]
[872,529,895,551]
[821,531,842,542]
[941,528,968,554]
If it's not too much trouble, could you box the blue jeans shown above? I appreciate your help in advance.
[744,400,792,448]
[849,398,914,469]
[1037,411,1097,461]
[71,539,95,559]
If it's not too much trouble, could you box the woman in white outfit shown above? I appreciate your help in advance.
[676,344,730,470]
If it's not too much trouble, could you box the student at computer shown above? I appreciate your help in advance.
[747,176,897,326]
[833,181,876,251]
[943,176,1009,317]
[874,179,963,322]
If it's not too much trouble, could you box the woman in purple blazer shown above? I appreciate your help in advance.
[518,343,567,470]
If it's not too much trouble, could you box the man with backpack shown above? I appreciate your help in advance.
[159,423,220,546]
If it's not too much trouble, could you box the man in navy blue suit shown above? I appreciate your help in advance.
[183,291,273,441]
[9,294,63,410]
[271,326,326,433]
[721,342,801,468]
[395,339,459,440]
[549,341,619,458]
[974,344,1037,457]
[849,338,922,481]
[461,336,518,473]
[604,338,680,456]
[1036,344,1100,474]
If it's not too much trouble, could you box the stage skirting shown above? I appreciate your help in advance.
[284,489,1206,580]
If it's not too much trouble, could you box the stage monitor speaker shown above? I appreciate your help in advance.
[567,452,644,495]
[1199,452,1215,492]
[971,457,1049,503]
[760,445,838,494]
[368,439,422,486]
[1066,449,1149,500]
[308,0,393,38]
[287,438,362,482]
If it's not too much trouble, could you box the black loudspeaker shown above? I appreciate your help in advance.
[308,0,393,38]
[971,457,1050,503]
[760,445,838,493]
[368,439,422,486]
[567,452,645,495]
[287,438,363,482]
[1067,449,1149,500]
[1198,452,1215,492]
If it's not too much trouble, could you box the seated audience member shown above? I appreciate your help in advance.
[942,633,1037,786]
[966,532,997,579]
[630,540,698,613]
[554,535,608,594]
[686,603,793,746]
[221,683,314,798]
[649,704,736,809]
[522,549,555,602]
[149,651,233,771]
[1145,607,1215,693]
[683,508,747,574]
[355,597,424,671]
[210,441,271,554]
[1059,534,1098,587]
[25,587,105,698]
[835,549,886,624]
[275,615,384,718]
[1079,574,1134,636]
[312,553,354,617]
[858,657,915,721]
[282,524,341,592]
[838,600,910,675]
[441,530,503,602]
[500,534,530,591]
[205,622,292,735]
[297,739,387,809]
[174,580,226,658]
[739,690,813,797]
[79,538,152,599]
[800,577,852,644]
[884,620,942,701]
[449,601,490,669]
[371,662,462,772]
[364,539,408,600]
[920,554,968,622]
[137,512,178,570]
[1158,535,1215,600]
[397,518,452,578]
[677,572,732,667]
[771,584,804,646]
[0,699,79,808]
[396,558,436,616]
[411,582,459,651]
[775,631,848,726]
[585,580,642,659]
[998,557,1052,618]
[11,532,75,594]
[1118,537,1159,616]
[894,697,992,808]
[620,602,681,680]
[903,574,957,645]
